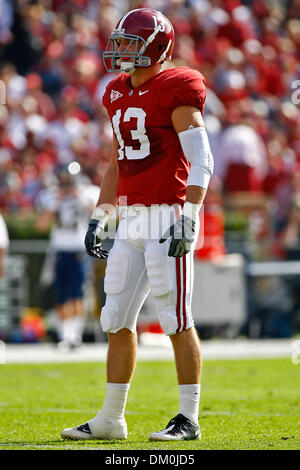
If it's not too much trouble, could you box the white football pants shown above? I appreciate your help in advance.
[100,205,199,336]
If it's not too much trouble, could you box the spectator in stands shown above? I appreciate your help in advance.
[214,113,268,193]
[0,0,14,45]
[195,175,226,261]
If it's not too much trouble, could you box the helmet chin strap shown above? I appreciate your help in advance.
[157,39,172,63]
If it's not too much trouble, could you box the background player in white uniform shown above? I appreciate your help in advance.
[62,8,214,441]
[0,212,9,280]
[37,170,94,349]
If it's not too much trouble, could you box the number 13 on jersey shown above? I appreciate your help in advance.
[112,107,150,160]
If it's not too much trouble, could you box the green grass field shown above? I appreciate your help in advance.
[0,358,299,450]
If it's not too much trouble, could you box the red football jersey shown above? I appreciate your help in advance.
[102,66,206,206]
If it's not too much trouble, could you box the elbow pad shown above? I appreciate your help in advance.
[178,126,214,190]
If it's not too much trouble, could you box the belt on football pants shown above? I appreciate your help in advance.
[120,204,162,218]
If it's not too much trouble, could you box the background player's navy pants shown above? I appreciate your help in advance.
[53,251,86,305]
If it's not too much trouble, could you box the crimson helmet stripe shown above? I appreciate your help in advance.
[118,9,140,29]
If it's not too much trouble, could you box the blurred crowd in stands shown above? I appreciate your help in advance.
[0,0,300,259]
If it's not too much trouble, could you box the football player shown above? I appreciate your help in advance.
[37,171,91,350]
[61,8,213,441]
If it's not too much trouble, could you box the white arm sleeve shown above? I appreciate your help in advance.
[178,126,214,190]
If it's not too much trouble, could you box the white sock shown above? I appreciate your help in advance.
[57,318,63,341]
[62,318,73,343]
[73,315,85,343]
[92,383,130,424]
[67,316,83,344]
[179,384,201,425]
[67,317,76,344]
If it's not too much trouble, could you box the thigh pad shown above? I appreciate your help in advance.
[104,248,131,295]
[145,252,172,297]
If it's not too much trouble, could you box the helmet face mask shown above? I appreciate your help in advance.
[103,30,151,72]
[103,9,175,73]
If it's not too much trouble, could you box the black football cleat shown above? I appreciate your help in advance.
[149,413,200,441]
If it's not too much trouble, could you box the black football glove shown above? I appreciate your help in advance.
[85,219,109,260]
[159,215,196,257]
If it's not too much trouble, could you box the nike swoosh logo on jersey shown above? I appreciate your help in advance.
[139,90,149,95]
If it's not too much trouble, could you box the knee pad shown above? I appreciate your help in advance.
[100,297,137,334]
[100,303,119,333]
[104,248,130,295]
[157,306,178,336]
[100,293,126,333]
[145,253,172,297]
